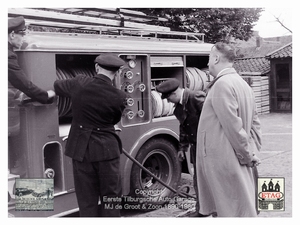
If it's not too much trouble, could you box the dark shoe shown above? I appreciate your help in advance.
[198,213,210,217]
[184,211,210,217]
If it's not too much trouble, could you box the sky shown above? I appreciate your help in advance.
[253,8,293,38]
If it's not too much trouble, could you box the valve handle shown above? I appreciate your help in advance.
[126,98,134,106]
[139,83,146,92]
[127,84,134,93]
[125,71,134,79]
[126,110,135,120]
[137,110,145,118]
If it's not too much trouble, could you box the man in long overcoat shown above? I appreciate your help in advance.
[54,53,127,217]
[196,42,261,217]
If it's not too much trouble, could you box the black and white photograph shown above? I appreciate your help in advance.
[14,178,54,211]
[5,1,296,223]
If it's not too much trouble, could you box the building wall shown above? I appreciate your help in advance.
[241,73,270,115]
[269,58,292,112]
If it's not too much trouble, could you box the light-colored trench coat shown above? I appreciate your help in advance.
[196,68,261,217]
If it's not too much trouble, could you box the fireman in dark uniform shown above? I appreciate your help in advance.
[8,16,55,106]
[54,53,127,217]
[8,16,56,177]
[156,78,207,217]
[8,16,56,136]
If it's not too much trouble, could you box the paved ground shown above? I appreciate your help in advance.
[255,113,292,217]
[121,113,292,218]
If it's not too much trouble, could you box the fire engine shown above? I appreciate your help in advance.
[8,8,213,217]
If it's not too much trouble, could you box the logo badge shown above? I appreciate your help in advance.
[257,177,285,211]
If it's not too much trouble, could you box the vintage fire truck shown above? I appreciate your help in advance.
[8,8,213,217]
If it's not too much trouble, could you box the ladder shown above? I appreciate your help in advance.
[8,8,205,42]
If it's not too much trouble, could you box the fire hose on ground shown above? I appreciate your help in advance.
[122,149,196,199]
[122,149,198,216]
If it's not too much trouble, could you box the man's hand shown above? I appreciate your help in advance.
[177,150,185,162]
[47,90,56,99]
[45,90,56,104]
[194,91,206,110]
[246,154,261,167]
[195,91,206,102]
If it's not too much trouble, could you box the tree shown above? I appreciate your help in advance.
[131,8,263,43]
[272,14,292,34]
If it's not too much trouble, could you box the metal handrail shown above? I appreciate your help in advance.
[9,8,205,43]
[24,20,204,42]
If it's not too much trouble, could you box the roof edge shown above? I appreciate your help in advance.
[235,56,267,60]
[239,72,263,76]
[266,42,292,57]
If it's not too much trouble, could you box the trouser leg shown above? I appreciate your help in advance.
[253,166,259,215]
[72,159,100,217]
[193,162,200,212]
[190,144,200,212]
[97,157,122,217]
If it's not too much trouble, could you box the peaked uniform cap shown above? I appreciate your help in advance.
[156,78,180,99]
[8,16,26,33]
[94,53,125,71]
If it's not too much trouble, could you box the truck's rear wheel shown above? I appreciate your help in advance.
[130,138,181,205]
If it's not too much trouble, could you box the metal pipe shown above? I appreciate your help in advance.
[122,149,195,199]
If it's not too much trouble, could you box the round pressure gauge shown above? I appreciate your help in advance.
[128,59,137,68]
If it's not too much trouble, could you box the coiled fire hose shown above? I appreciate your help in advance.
[122,149,196,199]
[56,67,212,119]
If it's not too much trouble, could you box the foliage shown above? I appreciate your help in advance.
[131,8,263,43]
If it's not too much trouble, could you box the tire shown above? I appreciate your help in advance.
[130,138,181,204]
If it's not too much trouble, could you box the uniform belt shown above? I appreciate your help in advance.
[78,124,114,131]
[93,127,114,132]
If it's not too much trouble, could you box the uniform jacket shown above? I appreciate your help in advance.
[196,68,262,217]
[54,74,127,162]
[173,89,204,153]
[8,42,48,104]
